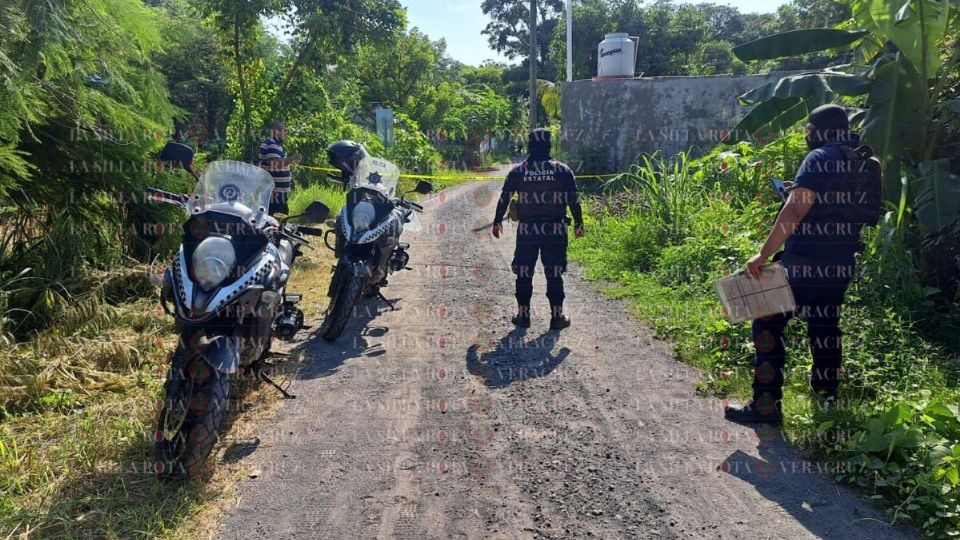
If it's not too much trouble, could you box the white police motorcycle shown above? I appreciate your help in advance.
[320,141,432,340]
[148,142,329,479]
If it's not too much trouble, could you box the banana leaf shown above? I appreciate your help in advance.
[726,73,870,144]
[853,0,952,78]
[726,95,825,144]
[861,55,929,200]
[732,29,869,62]
[738,72,870,105]
[852,0,883,35]
[912,159,960,232]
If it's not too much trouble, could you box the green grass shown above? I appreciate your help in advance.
[0,255,338,539]
[288,182,346,217]
[570,140,960,538]
[289,169,492,220]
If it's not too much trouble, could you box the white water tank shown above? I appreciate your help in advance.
[597,33,638,78]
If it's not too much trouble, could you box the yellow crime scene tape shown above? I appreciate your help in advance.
[298,164,621,182]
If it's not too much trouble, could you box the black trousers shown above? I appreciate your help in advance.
[511,220,568,308]
[751,278,850,402]
[268,191,289,216]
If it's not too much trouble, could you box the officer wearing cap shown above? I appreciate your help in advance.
[492,129,584,330]
[725,104,882,423]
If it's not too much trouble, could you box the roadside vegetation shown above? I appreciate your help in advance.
[572,136,960,538]
[571,2,960,535]
[1,0,954,536]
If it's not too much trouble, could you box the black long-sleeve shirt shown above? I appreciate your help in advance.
[493,158,583,226]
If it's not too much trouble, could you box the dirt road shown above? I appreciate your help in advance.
[218,180,913,539]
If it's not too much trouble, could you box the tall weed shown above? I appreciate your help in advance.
[571,137,960,537]
[605,152,704,243]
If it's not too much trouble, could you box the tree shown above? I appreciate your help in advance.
[785,0,852,29]
[547,0,614,81]
[481,0,563,78]
[0,0,178,333]
[273,0,405,108]
[197,0,405,158]
[352,28,444,111]
[697,3,746,41]
[457,63,509,88]
[729,0,959,233]
[193,0,282,159]
[548,0,711,79]
[155,0,233,154]
[690,40,748,75]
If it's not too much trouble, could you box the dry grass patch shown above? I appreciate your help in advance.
[1,248,336,539]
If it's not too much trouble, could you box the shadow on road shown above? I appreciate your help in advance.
[465,327,571,388]
[291,295,398,381]
[719,425,910,539]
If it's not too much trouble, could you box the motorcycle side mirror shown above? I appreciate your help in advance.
[304,201,330,223]
[159,142,195,171]
[414,180,433,195]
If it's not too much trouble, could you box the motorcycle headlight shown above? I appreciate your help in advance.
[192,237,236,292]
[351,201,377,234]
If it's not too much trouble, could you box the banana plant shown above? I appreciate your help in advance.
[727,0,959,232]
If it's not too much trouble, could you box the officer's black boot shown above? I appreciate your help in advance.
[549,305,570,330]
[724,394,783,424]
[512,305,531,327]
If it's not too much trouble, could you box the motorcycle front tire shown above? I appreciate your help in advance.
[321,273,365,341]
[155,346,229,480]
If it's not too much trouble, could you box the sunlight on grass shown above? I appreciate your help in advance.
[570,141,960,537]
[1,248,338,538]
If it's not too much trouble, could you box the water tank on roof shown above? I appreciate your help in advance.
[598,33,638,78]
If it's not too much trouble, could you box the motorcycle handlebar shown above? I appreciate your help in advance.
[401,200,424,212]
[146,187,188,205]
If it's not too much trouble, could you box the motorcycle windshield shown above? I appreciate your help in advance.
[187,161,274,218]
[350,156,400,198]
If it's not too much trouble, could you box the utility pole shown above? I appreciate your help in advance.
[529,0,538,130]
[566,0,573,82]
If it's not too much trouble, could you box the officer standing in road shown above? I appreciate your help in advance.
[725,104,882,423]
[492,129,584,330]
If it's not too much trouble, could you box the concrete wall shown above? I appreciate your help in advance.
[560,73,794,172]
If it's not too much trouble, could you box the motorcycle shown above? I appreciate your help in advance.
[147,142,330,479]
[320,141,432,340]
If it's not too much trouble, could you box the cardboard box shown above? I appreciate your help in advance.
[714,262,796,324]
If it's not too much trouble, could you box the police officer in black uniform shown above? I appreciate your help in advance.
[492,129,584,330]
[725,104,882,423]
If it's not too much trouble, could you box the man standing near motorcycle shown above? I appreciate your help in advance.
[492,128,584,330]
[725,104,882,424]
[259,121,302,215]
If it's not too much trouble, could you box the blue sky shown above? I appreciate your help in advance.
[402,0,785,66]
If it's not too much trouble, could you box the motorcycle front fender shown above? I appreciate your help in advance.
[327,252,375,298]
[189,333,241,375]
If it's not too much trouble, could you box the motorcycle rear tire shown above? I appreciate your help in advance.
[322,274,365,341]
[155,347,229,480]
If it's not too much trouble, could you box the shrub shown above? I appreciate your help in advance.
[384,113,443,173]
[571,137,960,537]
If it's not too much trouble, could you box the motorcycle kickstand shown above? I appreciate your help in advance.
[378,291,396,311]
[260,370,297,399]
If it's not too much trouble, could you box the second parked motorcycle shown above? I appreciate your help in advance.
[320,141,432,340]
